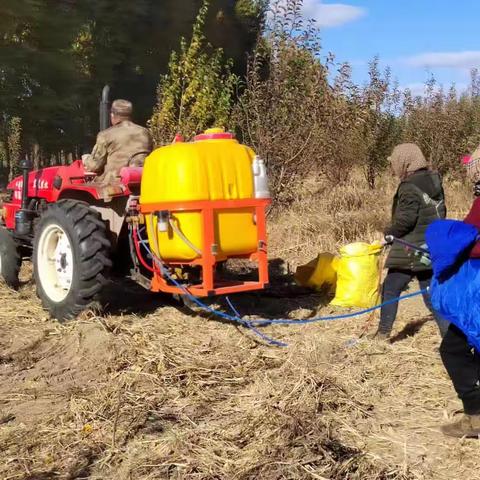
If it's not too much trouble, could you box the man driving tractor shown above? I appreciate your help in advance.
[82,99,153,183]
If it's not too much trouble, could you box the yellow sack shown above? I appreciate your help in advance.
[295,253,338,293]
[331,242,383,308]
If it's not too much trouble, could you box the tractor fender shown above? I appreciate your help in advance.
[58,189,98,204]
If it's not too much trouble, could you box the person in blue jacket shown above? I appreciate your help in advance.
[438,149,480,437]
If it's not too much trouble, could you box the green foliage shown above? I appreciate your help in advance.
[0,0,82,153]
[234,0,268,36]
[0,143,7,171]
[235,0,267,18]
[0,0,260,161]
[150,1,239,144]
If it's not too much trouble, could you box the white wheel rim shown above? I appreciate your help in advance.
[37,224,74,303]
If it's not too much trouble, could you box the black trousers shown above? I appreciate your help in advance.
[378,269,449,336]
[440,324,480,415]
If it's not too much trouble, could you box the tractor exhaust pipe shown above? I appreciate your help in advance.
[20,158,31,211]
[14,158,34,236]
[99,85,111,132]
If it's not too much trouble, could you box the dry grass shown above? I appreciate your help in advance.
[0,173,479,480]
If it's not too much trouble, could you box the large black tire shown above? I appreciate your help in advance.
[33,200,112,320]
[0,226,21,289]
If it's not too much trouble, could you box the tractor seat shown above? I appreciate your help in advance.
[120,167,143,186]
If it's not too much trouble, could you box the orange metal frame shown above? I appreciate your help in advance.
[140,198,270,297]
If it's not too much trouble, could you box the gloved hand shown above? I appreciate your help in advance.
[81,154,96,176]
[383,234,395,245]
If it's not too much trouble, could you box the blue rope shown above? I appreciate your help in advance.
[137,230,425,347]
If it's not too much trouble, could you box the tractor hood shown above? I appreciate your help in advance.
[8,164,67,203]
[6,160,128,204]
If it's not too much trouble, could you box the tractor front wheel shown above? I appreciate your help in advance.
[0,226,21,289]
[33,200,112,320]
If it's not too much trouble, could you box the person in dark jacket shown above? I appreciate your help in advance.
[373,143,449,339]
[439,151,480,438]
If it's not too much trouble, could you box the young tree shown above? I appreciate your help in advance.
[150,0,238,144]
[234,0,352,204]
[360,59,402,188]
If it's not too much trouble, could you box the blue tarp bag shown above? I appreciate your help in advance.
[426,220,480,351]
[426,219,478,278]
[430,260,480,351]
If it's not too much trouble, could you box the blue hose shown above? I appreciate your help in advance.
[249,289,426,326]
[226,296,287,347]
[137,230,425,347]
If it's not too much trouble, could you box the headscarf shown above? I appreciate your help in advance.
[388,143,428,180]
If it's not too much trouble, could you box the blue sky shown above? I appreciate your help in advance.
[303,0,480,94]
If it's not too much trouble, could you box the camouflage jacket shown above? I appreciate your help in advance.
[83,120,153,183]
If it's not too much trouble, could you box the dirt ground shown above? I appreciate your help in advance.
[0,260,479,480]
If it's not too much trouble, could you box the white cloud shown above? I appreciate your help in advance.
[302,0,366,28]
[401,82,444,97]
[401,82,468,97]
[405,51,480,69]
[401,82,429,96]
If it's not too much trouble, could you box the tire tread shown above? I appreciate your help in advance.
[33,200,112,320]
[0,227,21,289]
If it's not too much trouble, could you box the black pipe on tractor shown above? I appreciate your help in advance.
[20,159,31,211]
[99,85,111,132]
[14,158,34,236]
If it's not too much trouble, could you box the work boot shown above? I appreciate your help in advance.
[441,414,480,438]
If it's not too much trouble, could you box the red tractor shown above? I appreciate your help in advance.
[0,89,270,320]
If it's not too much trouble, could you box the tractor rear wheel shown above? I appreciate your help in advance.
[0,226,21,289]
[33,200,112,320]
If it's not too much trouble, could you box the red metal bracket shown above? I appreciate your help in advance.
[141,198,270,296]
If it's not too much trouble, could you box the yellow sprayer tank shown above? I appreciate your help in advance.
[140,128,260,261]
